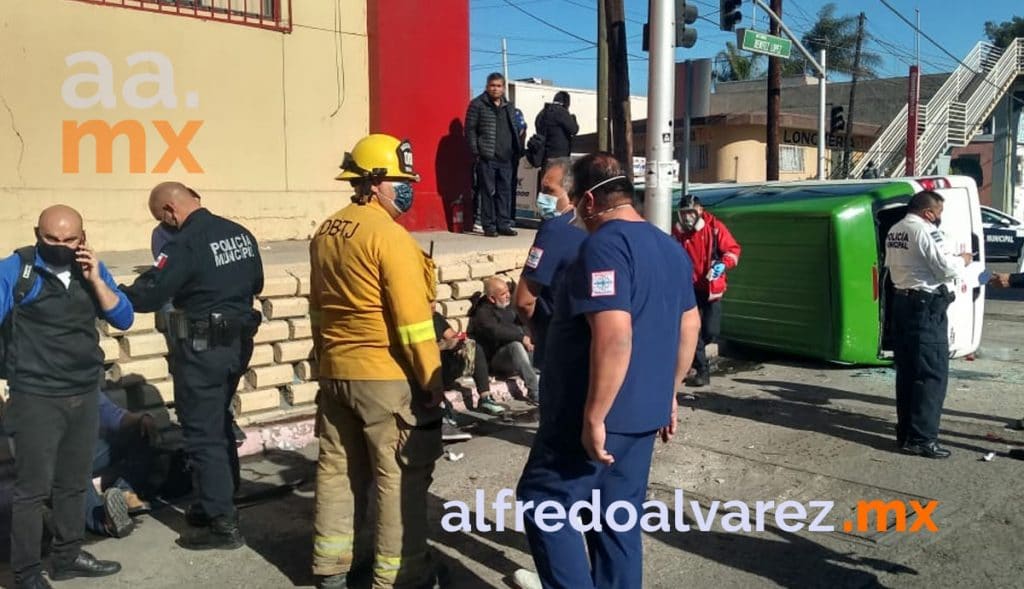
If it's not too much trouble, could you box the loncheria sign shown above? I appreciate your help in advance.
[60,50,204,174]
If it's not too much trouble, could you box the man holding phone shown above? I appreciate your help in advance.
[1,205,132,589]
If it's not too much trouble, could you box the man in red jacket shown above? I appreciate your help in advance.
[672,195,741,387]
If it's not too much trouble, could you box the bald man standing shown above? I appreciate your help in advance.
[1,205,131,589]
[120,183,263,551]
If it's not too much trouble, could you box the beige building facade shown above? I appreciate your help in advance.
[1,0,369,253]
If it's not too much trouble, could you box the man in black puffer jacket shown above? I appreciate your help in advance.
[467,276,540,402]
[534,91,579,162]
[465,72,523,238]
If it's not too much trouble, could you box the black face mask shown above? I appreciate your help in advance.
[36,240,78,267]
[159,221,179,234]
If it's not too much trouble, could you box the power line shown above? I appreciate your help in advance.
[499,0,595,45]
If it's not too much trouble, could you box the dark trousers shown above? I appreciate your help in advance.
[517,429,657,589]
[441,340,491,394]
[892,291,950,445]
[6,390,98,580]
[475,158,514,232]
[491,342,540,397]
[693,296,722,376]
[172,335,253,518]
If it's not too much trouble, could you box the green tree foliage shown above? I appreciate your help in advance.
[984,17,1024,48]
[715,42,764,81]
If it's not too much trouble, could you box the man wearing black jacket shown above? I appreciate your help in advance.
[465,72,522,237]
[534,91,579,161]
[468,276,540,402]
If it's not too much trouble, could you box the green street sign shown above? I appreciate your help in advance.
[738,28,792,59]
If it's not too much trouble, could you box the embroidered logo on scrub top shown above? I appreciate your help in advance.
[525,246,544,269]
[591,270,616,297]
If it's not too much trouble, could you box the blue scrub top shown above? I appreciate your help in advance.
[521,212,586,370]
[540,219,696,439]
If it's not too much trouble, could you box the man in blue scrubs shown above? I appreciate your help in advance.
[516,153,701,588]
[513,157,586,374]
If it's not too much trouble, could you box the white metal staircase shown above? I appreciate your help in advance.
[850,38,1024,179]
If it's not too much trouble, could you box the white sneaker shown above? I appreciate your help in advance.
[512,568,541,589]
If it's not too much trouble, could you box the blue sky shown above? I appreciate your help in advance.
[470,0,1022,94]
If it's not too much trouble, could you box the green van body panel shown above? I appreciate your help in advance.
[637,181,917,365]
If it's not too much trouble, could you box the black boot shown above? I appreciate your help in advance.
[178,513,245,551]
[51,550,122,580]
[185,503,212,527]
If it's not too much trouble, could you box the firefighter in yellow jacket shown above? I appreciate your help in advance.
[310,134,444,589]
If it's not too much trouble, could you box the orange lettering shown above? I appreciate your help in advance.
[62,119,146,173]
[151,120,204,173]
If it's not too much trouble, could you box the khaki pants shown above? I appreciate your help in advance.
[313,379,443,588]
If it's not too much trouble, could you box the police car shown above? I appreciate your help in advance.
[981,205,1024,262]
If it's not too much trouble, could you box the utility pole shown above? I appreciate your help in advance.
[644,0,675,232]
[501,38,509,88]
[817,49,826,180]
[843,11,865,178]
[598,1,609,151]
[766,0,782,181]
[605,0,633,177]
[915,7,920,69]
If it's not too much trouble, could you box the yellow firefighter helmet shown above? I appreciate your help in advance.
[335,133,421,182]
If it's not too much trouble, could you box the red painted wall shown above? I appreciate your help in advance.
[367,0,472,232]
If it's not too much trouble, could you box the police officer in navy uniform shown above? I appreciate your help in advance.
[884,190,972,459]
[516,154,701,588]
[120,182,263,549]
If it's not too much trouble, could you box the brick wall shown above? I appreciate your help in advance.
[82,246,530,425]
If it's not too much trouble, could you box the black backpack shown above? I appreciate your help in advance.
[525,132,546,168]
[0,246,40,379]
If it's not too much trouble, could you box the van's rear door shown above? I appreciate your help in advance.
[925,176,985,357]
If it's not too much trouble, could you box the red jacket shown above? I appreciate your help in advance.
[672,212,741,301]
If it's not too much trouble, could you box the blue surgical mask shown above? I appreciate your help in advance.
[391,181,414,213]
[536,193,559,219]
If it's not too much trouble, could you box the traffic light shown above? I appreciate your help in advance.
[676,0,698,49]
[830,106,846,134]
[642,1,699,51]
[720,0,742,32]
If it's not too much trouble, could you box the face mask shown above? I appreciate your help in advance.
[36,240,78,267]
[391,181,414,213]
[679,210,703,232]
[536,193,560,219]
[159,221,179,234]
[933,217,942,228]
[570,208,589,232]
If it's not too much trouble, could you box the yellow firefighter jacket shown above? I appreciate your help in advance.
[309,200,440,392]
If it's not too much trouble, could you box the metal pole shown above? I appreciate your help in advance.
[818,49,826,180]
[915,8,920,70]
[501,38,509,87]
[752,0,823,75]
[683,63,692,195]
[643,0,675,233]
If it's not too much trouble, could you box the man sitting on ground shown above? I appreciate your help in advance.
[433,303,504,416]
[467,276,540,402]
[85,392,159,538]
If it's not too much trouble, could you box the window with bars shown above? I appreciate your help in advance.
[780,145,805,173]
[70,0,292,33]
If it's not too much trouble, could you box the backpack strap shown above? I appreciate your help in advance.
[12,246,37,305]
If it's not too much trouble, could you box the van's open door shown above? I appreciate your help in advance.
[926,176,986,358]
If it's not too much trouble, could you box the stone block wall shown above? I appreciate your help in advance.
[78,246,531,425]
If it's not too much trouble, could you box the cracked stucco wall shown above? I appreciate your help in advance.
[0,0,369,253]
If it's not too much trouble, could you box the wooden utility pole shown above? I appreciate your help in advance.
[597,0,610,151]
[605,0,633,177]
[843,12,866,178]
[766,0,782,180]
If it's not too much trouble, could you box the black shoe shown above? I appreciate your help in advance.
[498,228,518,236]
[15,573,53,589]
[51,550,122,580]
[103,488,135,538]
[900,441,952,459]
[484,230,499,238]
[685,372,709,388]
[178,514,245,550]
[185,503,212,527]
